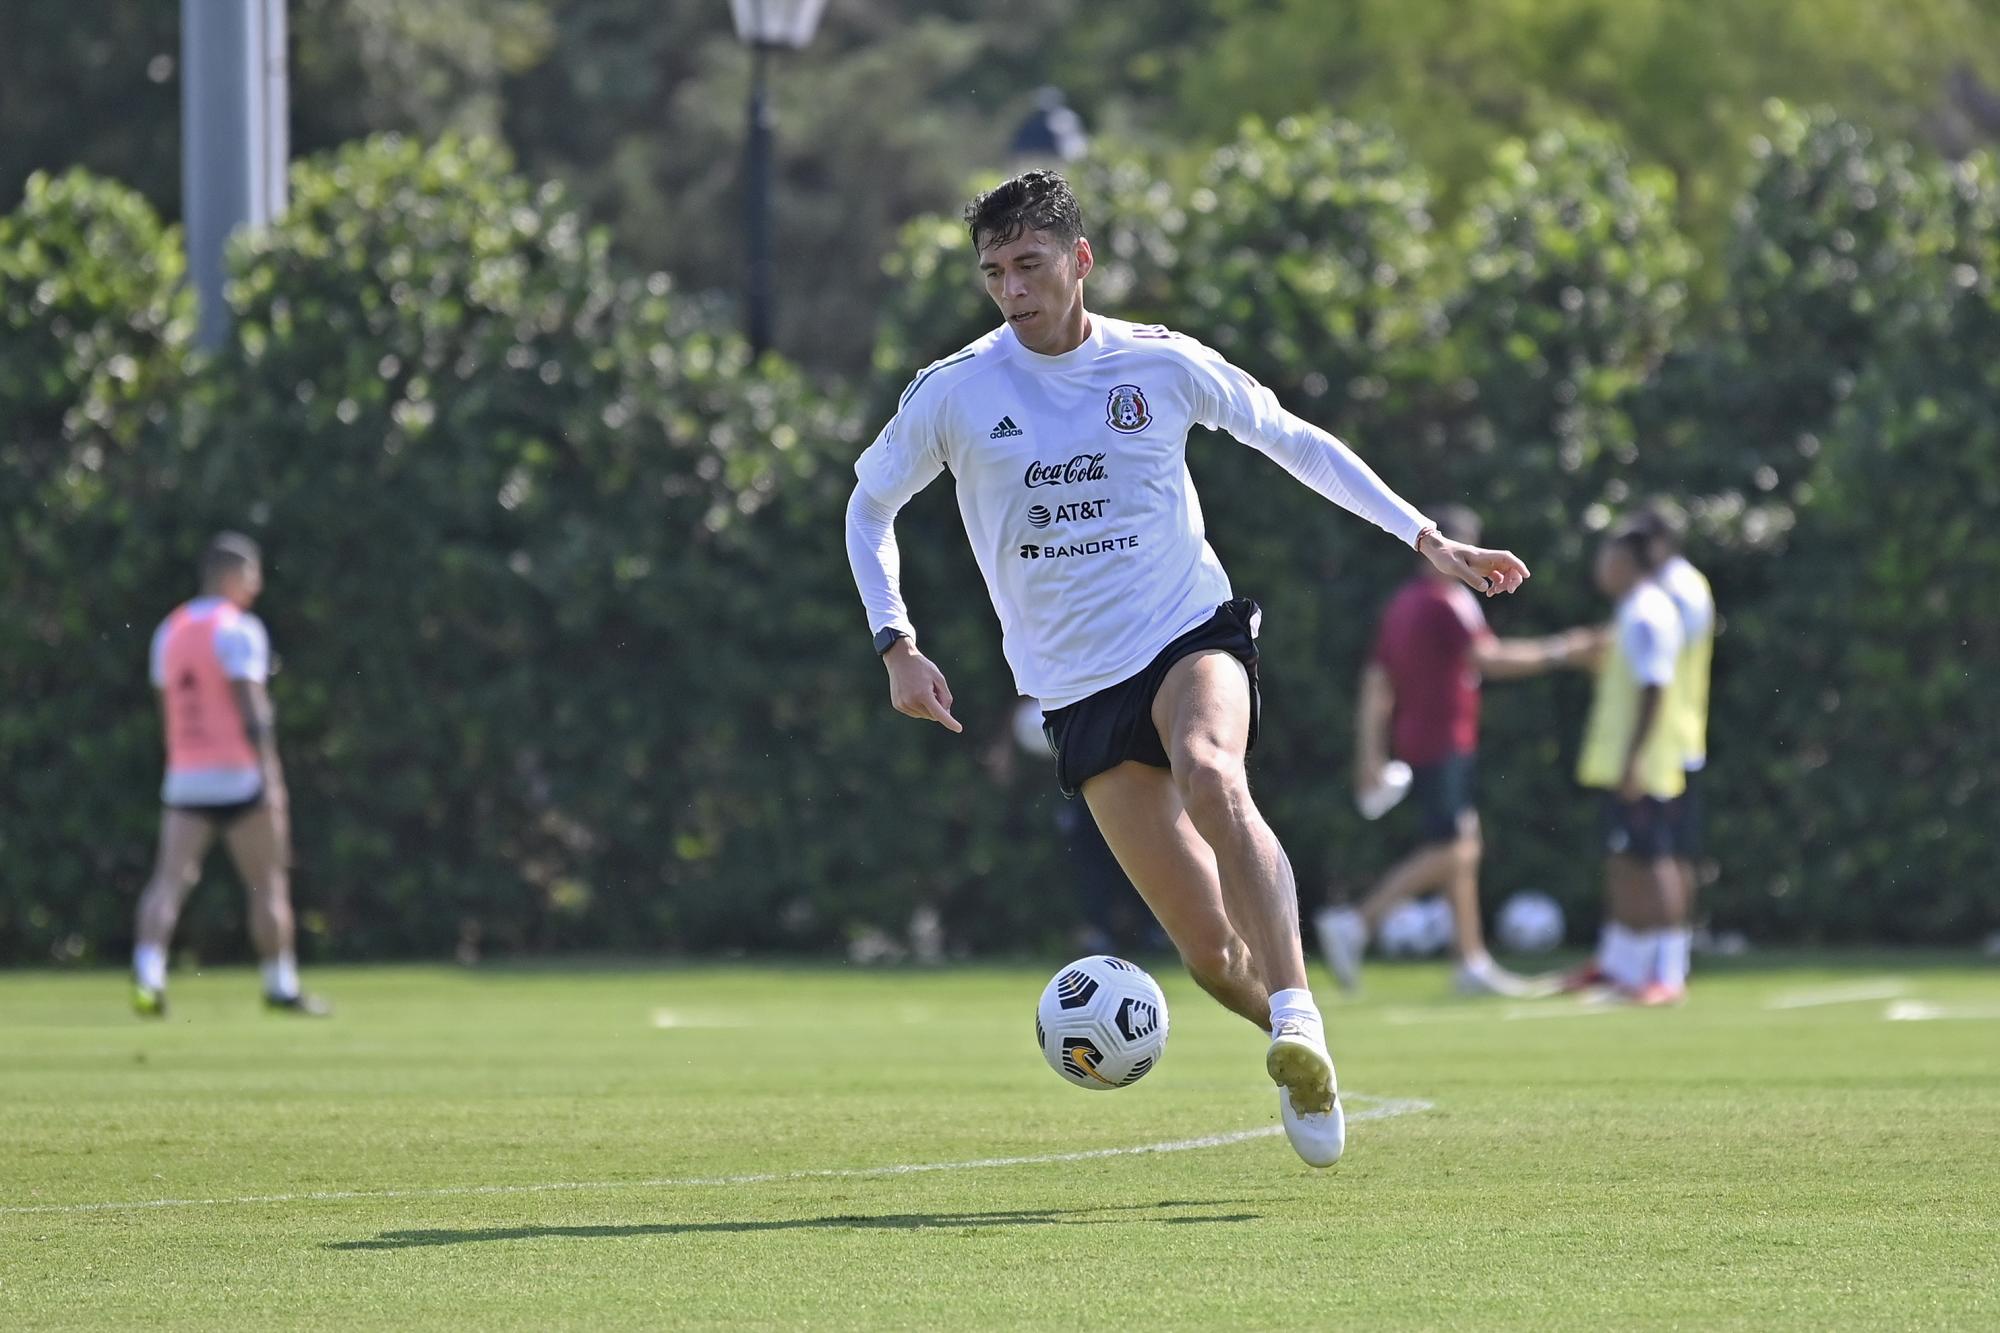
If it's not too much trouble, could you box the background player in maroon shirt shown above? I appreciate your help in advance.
[1317,507,1597,995]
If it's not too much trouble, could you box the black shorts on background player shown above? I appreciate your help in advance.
[1042,598,1262,798]
[1408,752,1477,846]
[1667,770,1703,860]
[165,789,266,829]
[1601,793,1675,860]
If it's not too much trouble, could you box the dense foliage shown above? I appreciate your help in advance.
[6,1,1996,370]
[2,108,1995,964]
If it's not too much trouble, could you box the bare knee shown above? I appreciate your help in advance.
[1174,748,1252,836]
[143,862,197,902]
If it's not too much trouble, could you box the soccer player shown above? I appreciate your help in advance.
[1635,502,1716,964]
[1568,524,1687,1005]
[1318,505,1596,997]
[843,170,1529,1166]
[131,533,329,1018]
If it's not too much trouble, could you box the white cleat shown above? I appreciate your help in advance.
[1453,956,1559,999]
[1314,906,1368,994]
[1268,1023,1345,1167]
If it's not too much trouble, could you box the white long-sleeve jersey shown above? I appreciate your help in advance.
[846,316,1432,709]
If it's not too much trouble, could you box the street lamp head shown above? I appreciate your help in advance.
[729,0,828,49]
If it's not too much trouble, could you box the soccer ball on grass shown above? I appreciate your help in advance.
[1035,955,1169,1090]
[1378,895,1453,958]
[1496,891,1566,953]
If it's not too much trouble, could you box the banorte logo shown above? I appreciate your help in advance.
[1024,453,1107,488]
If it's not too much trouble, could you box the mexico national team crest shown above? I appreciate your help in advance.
[1105,383,1151,434]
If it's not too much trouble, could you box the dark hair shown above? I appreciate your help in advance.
[201,531,262,584]
[1604,522,1657,572]
[963,170,1084,254]
[1431,504,1482,546]
[1629,499,1687,555]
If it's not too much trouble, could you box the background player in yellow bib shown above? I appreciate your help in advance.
[1568,524,1689,1005]
[1636,502,1716,972]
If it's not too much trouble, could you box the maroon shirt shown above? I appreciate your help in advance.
[1371,576,1492,766]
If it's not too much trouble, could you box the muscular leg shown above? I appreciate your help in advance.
[1151,650,1309,997]
[1644,857,1684,929]
[1083,762,1269,1029]
[1674,857,1699,923]
[1607,855,1653,928]
[1440,820,1488,962]
[1357,845,1456,934]
[223,807,294,975]
[135,811,216,957]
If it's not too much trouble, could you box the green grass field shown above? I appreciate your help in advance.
[2,956,1996,1330]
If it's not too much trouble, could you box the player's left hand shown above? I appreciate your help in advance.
[1423,535,1530,598]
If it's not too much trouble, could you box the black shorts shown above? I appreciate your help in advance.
[1042,598,1262,799]
[1409,752,1478,846]
[166,790,266,829]
[1601,793,1676,860]
[1668,770,1704,860]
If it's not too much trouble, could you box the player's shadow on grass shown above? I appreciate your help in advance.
[327,1200,1259,1251]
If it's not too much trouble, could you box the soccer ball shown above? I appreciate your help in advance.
[1497,891,1566,954]
[1378,895,1453,958]
[1035,956,1169,1090]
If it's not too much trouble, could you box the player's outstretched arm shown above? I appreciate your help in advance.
[1419,528,1530,599]
[1475,628,1600,679]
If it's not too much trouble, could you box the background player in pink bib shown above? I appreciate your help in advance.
[132,533,328,1017]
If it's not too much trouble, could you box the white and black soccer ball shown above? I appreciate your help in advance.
[1378,895,1453,958]
[1496,891,1566,954]
[1035,956,1169,1090]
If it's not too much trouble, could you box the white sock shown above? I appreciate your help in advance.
[1657,928,1692,989]
[1458,947,1496,974]
[261,952,299,1000]
[1596,923,1626,977]
[1604,925,1650,990]
[1268,986,1322,1040]
[134,943,167,992]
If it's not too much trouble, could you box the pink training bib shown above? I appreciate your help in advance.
[159,601,260,776]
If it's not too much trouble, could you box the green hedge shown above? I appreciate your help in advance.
[865,107,1999,949]
[1,109,1995,964]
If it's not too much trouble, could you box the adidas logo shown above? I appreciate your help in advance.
[989,415,1024,439]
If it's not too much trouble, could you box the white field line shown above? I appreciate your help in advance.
[1883,1000,2000,1022]
[1766,979,1910,1010]
[1501,1003,1626,1021]
[0,1095,1433,1219]
[1381,1002,1622,1025]
[648,1009,751,1029]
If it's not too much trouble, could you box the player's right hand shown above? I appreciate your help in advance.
[884,642,962,733]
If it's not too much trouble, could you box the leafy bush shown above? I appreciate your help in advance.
[0,170,197,963]
[4,111,1995,964]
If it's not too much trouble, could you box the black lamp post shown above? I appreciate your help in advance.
[729,0,828,358]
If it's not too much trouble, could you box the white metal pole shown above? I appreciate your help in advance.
[183,0,288,350]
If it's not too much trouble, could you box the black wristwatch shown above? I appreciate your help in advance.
[873,627,910,656]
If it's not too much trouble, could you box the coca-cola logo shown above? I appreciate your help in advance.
[1024,453,1108,488]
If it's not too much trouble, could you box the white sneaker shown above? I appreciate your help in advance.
[1268,1022,1345,1167]
[1453,956,1557,999]
[1314,906,1368,994]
